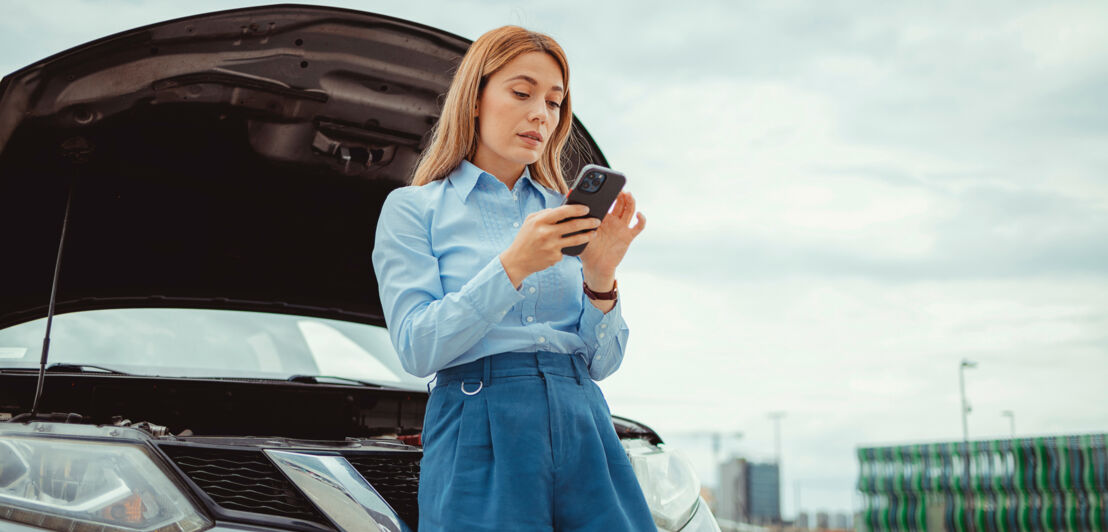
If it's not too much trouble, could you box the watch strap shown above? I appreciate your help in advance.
[583,279,618,300]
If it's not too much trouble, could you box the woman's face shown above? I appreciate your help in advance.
[474,51,564,177]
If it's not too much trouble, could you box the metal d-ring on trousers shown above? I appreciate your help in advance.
[417,351,656,532]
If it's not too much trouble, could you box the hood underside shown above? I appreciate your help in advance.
[0,4,606,330]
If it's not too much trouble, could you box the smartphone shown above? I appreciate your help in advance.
[558,164,627,256]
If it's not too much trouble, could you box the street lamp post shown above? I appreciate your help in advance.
[959,359,977,532]
[960,359,976,443]
[1001,410,1015,439]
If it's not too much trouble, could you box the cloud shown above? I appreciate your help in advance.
[622,181,1108,282]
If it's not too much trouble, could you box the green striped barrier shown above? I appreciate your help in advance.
[857,433,1107,531]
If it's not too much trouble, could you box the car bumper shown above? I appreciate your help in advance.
[2,523,269,532]
[5,499,724,532]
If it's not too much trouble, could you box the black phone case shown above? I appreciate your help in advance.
[559,164,627,256]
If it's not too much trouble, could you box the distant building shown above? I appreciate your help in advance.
[716,457,781,525]
[830,512,850,530]
[748,462,781,523]
[795,511,809,529]
[815,511,829,529]
[716,458,748,523]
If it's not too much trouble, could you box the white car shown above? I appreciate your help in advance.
[0,5,720,531]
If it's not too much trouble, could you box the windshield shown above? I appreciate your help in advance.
[0,308,429,389]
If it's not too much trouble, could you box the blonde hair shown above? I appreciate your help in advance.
[411,26,573,194]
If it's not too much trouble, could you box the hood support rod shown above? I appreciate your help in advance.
[30,178,76,418]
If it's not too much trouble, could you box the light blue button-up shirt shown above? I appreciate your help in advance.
[371,160,627,381]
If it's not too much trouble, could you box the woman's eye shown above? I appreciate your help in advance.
[513,91,529,98]
[547,100,562,109]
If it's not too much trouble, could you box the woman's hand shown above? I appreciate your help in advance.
[579,191,646,291]
[499,204,600,289]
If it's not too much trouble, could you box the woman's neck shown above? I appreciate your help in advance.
[471,152,525,190]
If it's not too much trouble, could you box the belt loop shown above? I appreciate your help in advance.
[572,352,583,385]
[426,373,438,394]
[483,355,492,387]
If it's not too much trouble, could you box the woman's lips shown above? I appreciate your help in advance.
[517,134,541,147]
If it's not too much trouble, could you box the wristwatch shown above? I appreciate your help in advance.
[582,279,618,301]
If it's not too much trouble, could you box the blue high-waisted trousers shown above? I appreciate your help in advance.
[417,351,656,531]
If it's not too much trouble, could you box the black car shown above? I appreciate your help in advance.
[0,5,718,531]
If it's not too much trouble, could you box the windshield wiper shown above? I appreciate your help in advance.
[45,363,131,375]
[287,374,387,388]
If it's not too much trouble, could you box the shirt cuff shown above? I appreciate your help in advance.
[459,256,526,323]
[580,296,624,348]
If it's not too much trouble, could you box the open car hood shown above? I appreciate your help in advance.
[0,4,606,330]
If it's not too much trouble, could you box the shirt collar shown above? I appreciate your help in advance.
[448,160,539,203]
[516,166,540,196]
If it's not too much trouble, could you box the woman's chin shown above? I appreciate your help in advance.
[474,147,541,173]
[513,148,543,165]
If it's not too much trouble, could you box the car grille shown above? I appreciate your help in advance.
[346,453,421,530]
[159,444,421,530]
[159,445,330,526]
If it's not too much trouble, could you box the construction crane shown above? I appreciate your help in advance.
[666,430,745,466]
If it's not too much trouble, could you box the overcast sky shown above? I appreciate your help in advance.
[4,0,1107,518]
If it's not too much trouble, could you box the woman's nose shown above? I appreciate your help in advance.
[528,102,548,123]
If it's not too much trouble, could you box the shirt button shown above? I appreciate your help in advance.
[513,192,519,199]
[600,323,607,329]
[528,287,536,294]
[599,332,606,339]
[512,221,520,228]
[526,316,534,322]
[537,336,546,343]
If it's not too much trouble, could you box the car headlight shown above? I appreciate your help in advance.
[623,439,701,531]
[0,435,211,531]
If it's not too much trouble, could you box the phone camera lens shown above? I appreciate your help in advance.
[580,172,605,193]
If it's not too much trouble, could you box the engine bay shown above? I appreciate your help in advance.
[0,372,427,442]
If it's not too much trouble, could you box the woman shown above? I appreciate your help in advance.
[372,25,650,531]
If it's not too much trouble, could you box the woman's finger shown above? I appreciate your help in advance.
[631,211,646,237]
[563,231,593,247]
[558,217,601,235]
[543,203,590,223]
[613,191,629,220]
[610,192,627,223]
[625,193,637,221]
